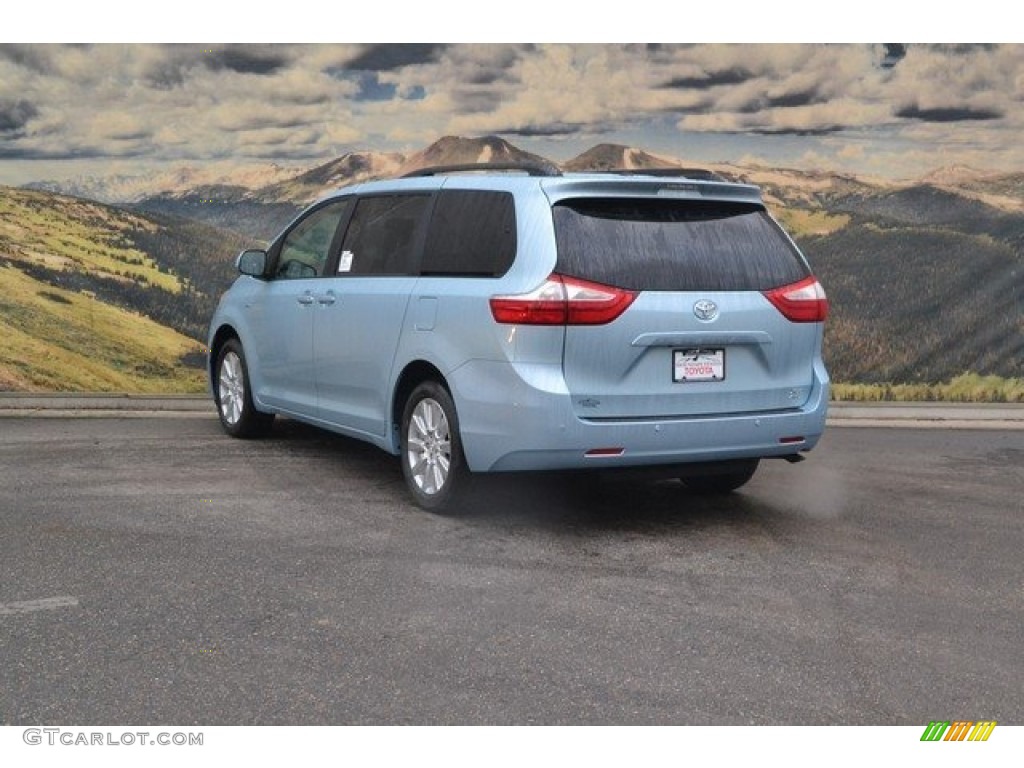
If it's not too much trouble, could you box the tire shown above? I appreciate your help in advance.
[680,459,759,494]
[214,339,274,438]
[401,381,468,512]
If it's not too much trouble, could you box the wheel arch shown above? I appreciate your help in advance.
[390,360,450,454]
[208,324,241,390]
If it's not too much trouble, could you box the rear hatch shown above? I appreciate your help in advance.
[552,196,825,419]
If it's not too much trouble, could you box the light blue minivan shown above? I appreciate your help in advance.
[208,163,829,510]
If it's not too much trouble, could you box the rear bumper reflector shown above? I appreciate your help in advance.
[585,447,625,457]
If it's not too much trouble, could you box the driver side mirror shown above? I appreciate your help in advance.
[236,249,268,278]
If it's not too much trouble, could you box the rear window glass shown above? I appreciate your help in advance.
[421,190,517,276]
[553,198,808,291]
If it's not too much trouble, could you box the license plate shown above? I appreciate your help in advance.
[673,348,725,382]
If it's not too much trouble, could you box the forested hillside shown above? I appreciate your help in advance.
[133,189,300,243]
[799,221,1023,382]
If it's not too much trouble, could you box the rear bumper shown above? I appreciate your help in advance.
[449,359,829,472]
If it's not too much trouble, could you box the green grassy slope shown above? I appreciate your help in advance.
[0,188,180,291]
[0,263,205,391]
[0,186,251,392]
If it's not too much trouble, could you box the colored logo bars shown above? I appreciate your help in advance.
[920,721,997,742]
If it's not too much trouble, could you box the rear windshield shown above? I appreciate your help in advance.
[553,198,808,291]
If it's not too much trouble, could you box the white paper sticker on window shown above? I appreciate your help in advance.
[338,250,354,273]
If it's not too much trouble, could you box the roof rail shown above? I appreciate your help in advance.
[588,167,728,182]
[402,161,563,178]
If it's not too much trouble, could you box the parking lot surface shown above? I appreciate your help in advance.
[1,417,1021,724]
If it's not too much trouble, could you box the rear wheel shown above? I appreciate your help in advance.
[680,459,759,494]
[215,339,274,438]
[401,381,468,512]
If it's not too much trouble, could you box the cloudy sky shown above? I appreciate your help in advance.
[1,42,1022,185]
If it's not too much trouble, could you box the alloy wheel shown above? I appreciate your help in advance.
[218,351,245,426]
[405,397,452,495]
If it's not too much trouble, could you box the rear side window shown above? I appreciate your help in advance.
[553,198,808,291]
[421,190,516,277]
[340,195,430,276]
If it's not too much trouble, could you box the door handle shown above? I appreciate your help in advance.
[317,291,337,306]
[297,293,315,305]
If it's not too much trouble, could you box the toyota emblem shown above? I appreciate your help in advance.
[693,299,719,322]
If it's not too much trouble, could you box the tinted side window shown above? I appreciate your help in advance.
[421,190,517,276]
[553,199,809,291]
[339,195,430,276]
[276,200,350,279]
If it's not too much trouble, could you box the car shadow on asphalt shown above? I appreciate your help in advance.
[455,472,786,537]
[267,419,787,537]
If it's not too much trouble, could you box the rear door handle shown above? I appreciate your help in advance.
[317,291,337,306]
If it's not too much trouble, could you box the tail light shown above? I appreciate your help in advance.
[763,276,829,323]
[490,274,637,326]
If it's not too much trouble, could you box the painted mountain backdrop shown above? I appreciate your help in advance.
[4,135,1023,393]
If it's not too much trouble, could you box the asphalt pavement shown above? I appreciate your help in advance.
[0,413,1021,724]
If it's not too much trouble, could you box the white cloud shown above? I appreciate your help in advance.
[836,143,865,160]
[0,43,1021,182]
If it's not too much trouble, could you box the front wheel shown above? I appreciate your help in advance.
[680,459,759,494]
[214,339,274,438]
[401,381,468,512]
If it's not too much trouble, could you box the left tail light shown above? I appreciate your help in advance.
[490,274,638,326]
